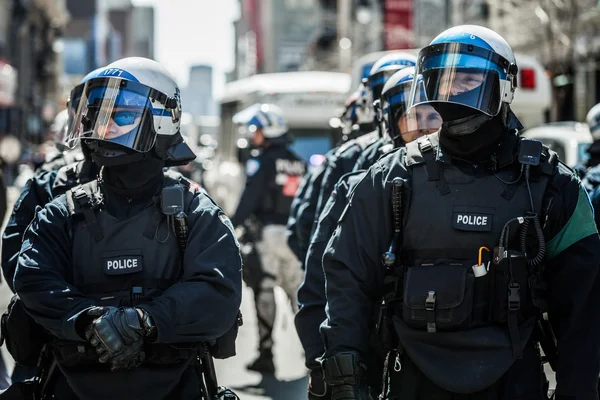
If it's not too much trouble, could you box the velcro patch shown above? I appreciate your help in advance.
[103,256,143,275]
[452,212,493,232]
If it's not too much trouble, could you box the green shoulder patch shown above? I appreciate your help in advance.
[546,184,598,259]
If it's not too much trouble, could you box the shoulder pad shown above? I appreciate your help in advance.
[54,161,84,191]
[557,160,577,179]
[538,145,560,176]
[335,139,359,157]
[404,135,435,167]
[66,180,102,217]
[163,170,204,194]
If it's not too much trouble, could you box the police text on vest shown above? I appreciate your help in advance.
[452,211,493,232]
[103,255,143,275]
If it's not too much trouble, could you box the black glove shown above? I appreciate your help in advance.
[309,367,331,400]
[85,307,152,372]
[321,353,373,400]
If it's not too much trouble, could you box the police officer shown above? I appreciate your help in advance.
[296,67,442,399]
[2,69,102,290]
[286,89,362,265]
[577,103,600,180]
[231,103,306,373]
[2,70,101,387]
[13,57,242,399]
[582,104,600,229]
[320,25,600,400]
[313,53,417,228]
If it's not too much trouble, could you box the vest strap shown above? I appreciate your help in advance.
[419,139,439,181]
[508,282,523,359]
[419,139,451,196]
[72,187,104,243]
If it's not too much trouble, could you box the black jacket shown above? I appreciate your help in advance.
[321,133,600,399]
[232,144,306,227]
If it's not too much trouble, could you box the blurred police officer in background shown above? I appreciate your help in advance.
[231,103,306,373]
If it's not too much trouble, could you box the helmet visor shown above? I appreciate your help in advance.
[383,84,441,142]
[409,43,512,116]
[67,77,171,152]
[65,82,85,145]
[369,69,402,101]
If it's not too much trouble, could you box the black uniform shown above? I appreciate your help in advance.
[322,133,600,399]
[314,132,378,222]
[231,143,306,228]
[231,142,305,367]
[296,171,366,371]
[352,137,395,173]
[287,146,338,264]
[14,170,242,399]
[2,160,98,290]
[583,164,600,229]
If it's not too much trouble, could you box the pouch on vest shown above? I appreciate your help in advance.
[402,265,475,332]
[1,294,48,367]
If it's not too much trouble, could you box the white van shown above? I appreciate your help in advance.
[351,50,551,129]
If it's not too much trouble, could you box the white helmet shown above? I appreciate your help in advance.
[233,103,288,139]
[409,25,518,118]
[67,57,194,166]
[586,103,600,140]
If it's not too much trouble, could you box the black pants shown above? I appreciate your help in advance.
[386,347,548,400]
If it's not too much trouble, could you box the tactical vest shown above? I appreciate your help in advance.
[56,175,203,366]
[67,179,192,306]
[390,134,557,393]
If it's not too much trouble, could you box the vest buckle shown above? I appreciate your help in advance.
[425,291,437,333]
[73,189,91,208]
[508,282,521,311]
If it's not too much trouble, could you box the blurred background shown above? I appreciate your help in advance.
[0,1,599,398]
[1,0,599,196]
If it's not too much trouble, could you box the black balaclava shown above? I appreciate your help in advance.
[89,140,165,199]
[101,156,165,197]
[436,102,521,164]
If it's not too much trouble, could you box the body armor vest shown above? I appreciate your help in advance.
[66,176,194,307]
[392,134,556,393]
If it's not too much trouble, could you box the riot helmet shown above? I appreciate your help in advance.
[67,57,195,167]
[380,67,442,146]
[360,52,417,131]
[409,25,519,136]
[233,103,289,148]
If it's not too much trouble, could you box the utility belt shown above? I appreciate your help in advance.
[375,246,545,359]
[51,340,207,367]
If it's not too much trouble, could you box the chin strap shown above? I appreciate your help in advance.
[443,113,493,137]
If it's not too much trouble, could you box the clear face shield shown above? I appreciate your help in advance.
[67,77,172,152]
[383,84,442,144]
[409,43,515,117]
